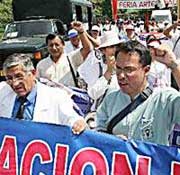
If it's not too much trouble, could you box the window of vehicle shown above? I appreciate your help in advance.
[3,24,18,38]
[3,20,54,38]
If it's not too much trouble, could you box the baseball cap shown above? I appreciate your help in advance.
[91,25,100,32]
[68,29,78,39]
[125,24,135,30]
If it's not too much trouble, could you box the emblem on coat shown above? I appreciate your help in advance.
[141,117,153,139]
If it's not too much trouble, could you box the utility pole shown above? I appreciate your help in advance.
[178,0,180,19]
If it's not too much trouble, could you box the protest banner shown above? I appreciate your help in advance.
[164,0,176,7]
[0,117,180,174]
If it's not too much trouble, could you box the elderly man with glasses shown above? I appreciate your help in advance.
[0,53,86,134]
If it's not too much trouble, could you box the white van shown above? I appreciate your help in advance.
[151,9,172,25]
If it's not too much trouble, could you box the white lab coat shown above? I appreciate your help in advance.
[0,82,81,126]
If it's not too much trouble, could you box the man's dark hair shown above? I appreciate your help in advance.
[115,40,152,66]
[46,33,65,45]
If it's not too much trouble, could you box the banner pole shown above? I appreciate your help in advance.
[111,0,118,22]
[178,0,180,19]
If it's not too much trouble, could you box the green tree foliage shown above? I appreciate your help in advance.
[102,0,112,19]
[0,0,13,28]
[90,0,112,19]
[91,0,103,17]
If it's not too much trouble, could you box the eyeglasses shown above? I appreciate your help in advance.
[5,72,28,84]
[116,66,142,75]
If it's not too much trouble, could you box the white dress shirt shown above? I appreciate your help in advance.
[36,50,83,87]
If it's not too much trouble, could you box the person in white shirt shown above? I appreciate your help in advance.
[78,31,124,108]
[148,40,180,146]
[110,20,119,34]
[124,24,139,41]
[163,19,180,59]
[0,53,86,134]
[36,21,91,87]
[146,36,171,89]
[103,19,111,32]
[163,20,180,90]
[64,29,82,54]
[91,25,101,39]
[77,31,123,129]
[89,25,101,46]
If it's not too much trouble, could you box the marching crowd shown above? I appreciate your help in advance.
[1,18,180,147]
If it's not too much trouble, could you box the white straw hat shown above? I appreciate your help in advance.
[98,31,123,49]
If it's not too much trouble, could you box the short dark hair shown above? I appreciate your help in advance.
[115,40,152,66]
[46,33,65,45]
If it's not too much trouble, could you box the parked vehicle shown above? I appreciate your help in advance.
[0,0,93,81]
[151,9,172,25]
[0,18,65,81]
[12,0,93,30]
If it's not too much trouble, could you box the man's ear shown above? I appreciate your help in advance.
[144,65,150,76]
[31,69,36,76]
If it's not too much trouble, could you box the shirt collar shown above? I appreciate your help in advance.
[123,82,149,101]
[133,82,150,100]
[27,84,37,104]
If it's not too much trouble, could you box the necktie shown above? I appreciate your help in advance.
[16,97,27,120]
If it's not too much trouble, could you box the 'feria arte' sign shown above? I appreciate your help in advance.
[118,0,159,9]
[118,0,176,9]
[0,117,180,174]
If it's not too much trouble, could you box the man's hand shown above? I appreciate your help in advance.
[154,44,178,69]
[104,56,116,82]
[173,19,180,28]
[116,134,128,140]
[106,56,116,73]
[72,118,87,134]
[71,21,84,34]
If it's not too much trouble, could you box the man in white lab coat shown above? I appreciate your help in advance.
[0,53,86,134]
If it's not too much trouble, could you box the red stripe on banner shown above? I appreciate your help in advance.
[54,144,69,175]
[136,156,151,175]
[172,162,180,175]
[21,140,52,175]
[69,148,108,174]
[0,136,17,175]
[112,152,133,175]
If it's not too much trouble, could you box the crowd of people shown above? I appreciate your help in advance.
[1,18,180,147]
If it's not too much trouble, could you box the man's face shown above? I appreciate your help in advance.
[91,30,99,39]
[70,36,80,47]
[148,47,156,59]
[47,36,64,59]
[102,45,116,58]
[5,65,36,97]
[126,29,134,36]
[116,51,149,98]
